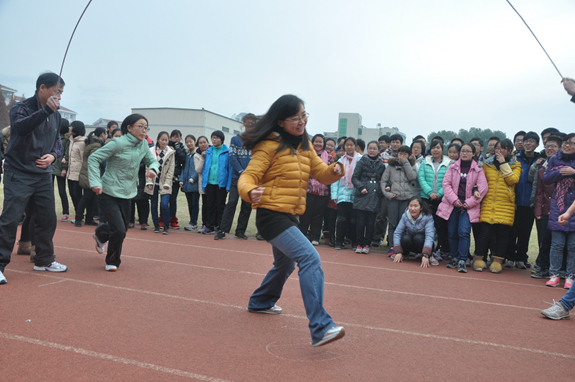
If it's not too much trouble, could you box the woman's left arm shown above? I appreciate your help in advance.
[465,169,488,208]
[309,151,344,185]
[502,162,521,186]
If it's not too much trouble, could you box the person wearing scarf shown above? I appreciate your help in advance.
[331,137,360,250]
[298,134,334,245]
[542,133,575,288]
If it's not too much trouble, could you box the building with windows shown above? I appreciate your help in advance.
[58,106,77,122]
[325,113,406,143]
[1,84,17,104]
[131,107,243,143]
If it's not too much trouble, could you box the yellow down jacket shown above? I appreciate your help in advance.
[479,156,522,226]
[238,133,343,215]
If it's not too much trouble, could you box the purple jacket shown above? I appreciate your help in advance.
[542,150,575,232]
[437,159,488,223]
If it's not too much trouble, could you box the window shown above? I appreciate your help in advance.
[358,129,362,136]
[234,130,240,135]
[338,119,347,137]
[222,127,229,133]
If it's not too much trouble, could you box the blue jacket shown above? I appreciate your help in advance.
[331,156,360,204]
[181,151,199,193]
[228,135,251,179]
[393,210,436,256]
[202,144,232,191]
[515,150,541,207]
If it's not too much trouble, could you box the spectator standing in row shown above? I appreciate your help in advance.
[194,136,210,233]
[67,121,86,218]
[105,120,118,144]
[167,130,186,229]
[53,119,71,221]
[146,131,175,235]
[201,131,231,235]
[215,114,256,240]
[180,135,200,231]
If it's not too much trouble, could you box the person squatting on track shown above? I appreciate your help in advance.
[88,113,159,272]
[0,72,68,285]
[238,94,346,347]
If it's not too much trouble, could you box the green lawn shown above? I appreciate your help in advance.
[0,182,540,264]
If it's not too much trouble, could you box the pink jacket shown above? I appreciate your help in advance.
[437,159,488,223]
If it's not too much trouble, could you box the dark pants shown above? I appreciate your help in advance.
[400,233,426,255]
[204,184,227,231]
[53,175,69,215]
[506,206,535,262]
[200,194,207,227]
[151,185,170,226]
[220,178,252,235]
[185,192,200,226]
[299,193,329,241]
[426,198,449,253]
[95,193,130,267]
[20,206,35,244]
[68,179,83,213]
[475,223,511,260]
[76,188,96,222]
[535,214,552,270]
[326,208,337,243]
[130,195,150,225]
[356,209,377,247]
[373,197,389,244]
[0,171,56,271]
[169,181,180,220]
[335,202,356,246]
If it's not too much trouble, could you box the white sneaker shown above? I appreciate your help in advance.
[34,261,68,272]
[0,270,6,284]
[248,305,282,314]
[313,326,345,347]
[311,240,319,246]
[94,233,107,254]
[105,264,118,272]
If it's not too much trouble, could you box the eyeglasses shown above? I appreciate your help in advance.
[284,112,309,124]
[563,141,575,147]
[545,145,559,149]
[514,139,523,143]
[524,139,537,145]
[460,150,473,154]
[131,124,149,132]
[495,147,506,152]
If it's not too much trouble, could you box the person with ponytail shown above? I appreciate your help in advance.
[75,127,107,227]
[238,94,346,347]
[67,120,86,219]
[88,114,158,271]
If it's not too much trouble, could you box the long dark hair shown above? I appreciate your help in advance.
[156,131,169,149]
[121,113,148,136]
[241,94,310,153]
[409,196,433,216]
[85,127,107,145]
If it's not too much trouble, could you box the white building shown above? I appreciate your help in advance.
[1,84,16,104]
[131,107,243,143]
[58,106,77,122]
[325,113,407,143]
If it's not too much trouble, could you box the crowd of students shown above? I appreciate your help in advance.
[3,72,575,328]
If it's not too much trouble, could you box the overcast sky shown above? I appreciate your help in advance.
[1,0,574,141]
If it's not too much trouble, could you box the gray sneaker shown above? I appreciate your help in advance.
[446,259,458,269]
[248,305,282,314]
[458,260,467,273]
[541,300,570,320]
[313,326,345,347]
[515,261,527,269]
[504,260,514,268]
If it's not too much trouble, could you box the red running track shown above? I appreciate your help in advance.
[0,222,573,381]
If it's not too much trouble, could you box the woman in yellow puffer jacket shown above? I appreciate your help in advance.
[238,94,346,347]
[474,138,521,273]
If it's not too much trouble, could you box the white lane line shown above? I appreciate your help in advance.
[53,237,543,289]
[0,332,232,382]
[38,279,67,287]
[6,270,574,360]
[50,247,543,312]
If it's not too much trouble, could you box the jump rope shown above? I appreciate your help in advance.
[54,0,564,96]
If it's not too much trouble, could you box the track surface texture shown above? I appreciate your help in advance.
[1,222,572,382]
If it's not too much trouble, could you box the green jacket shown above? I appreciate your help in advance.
[52,132,71,176]
[88,133,159,199]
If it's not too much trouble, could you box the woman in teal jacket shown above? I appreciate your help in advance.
[88,113,159,271]
[418,139,452,259]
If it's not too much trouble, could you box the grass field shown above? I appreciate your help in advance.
[0,181,540,264]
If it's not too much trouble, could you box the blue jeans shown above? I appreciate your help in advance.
[549,231,575,276]
[447,208,472,262]
[151,185,170,226]
[248,225,336,344]
[560,283,575,310]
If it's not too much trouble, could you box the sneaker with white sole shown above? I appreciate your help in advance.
[0,270,6,284]
[311,240,319,246]
[541,300,570,320]
[432,251,443,261]
[248,305,282,314]
[105,264,118,272]
[458,260,467,273]
[313,326,345,347]
[515,261,527,269]
[565,275,574,289]
[504,260,514,268]
[546,275,561,288]
[34,261,68,272]
[362,246,370,254]
[429,256,439,266]
[355,245,363,253]
[93,233,107,254]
